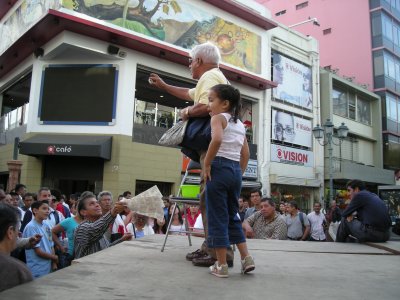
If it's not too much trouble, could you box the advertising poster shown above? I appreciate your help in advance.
[271,144,314,167]
[272,52,313,110]
[272,109,312,148]
[243,159,258,179]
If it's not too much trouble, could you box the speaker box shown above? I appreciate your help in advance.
[107,45,120,55]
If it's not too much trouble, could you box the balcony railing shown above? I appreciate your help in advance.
[0,104,29,133]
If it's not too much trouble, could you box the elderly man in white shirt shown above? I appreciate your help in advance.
[307,202,327,241]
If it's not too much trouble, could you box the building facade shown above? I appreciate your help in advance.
[264,25,323,212]
[258,0,400,174]
[0,0,324,211]
[0,0,276,198]
[320,68,393,203]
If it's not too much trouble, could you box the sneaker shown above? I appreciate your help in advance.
[192,255,234,268]
[186,249,206,261]
[209,262,229,278]
[241,255,255,274]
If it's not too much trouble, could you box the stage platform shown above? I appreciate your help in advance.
[1,235,399,300]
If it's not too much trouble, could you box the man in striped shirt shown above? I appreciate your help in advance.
[242,197,287,240]
[74,192,132,259]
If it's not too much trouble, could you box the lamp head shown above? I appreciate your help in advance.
[312,124,324,140]
[323,119,334,135]
[337,122,349,139]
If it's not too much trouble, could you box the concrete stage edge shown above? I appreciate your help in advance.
[1,235,399,300]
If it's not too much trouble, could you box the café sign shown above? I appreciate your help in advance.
[47,145,72,154]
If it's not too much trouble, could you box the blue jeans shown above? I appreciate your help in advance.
[206,156,246,248]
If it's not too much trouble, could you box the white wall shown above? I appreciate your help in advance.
[261,26,322,197]
[2,29,265,140]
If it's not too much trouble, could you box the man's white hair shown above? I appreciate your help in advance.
[98,191,113,201]
[190,42,221,65]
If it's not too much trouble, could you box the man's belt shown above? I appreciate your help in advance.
[287,236,302,240]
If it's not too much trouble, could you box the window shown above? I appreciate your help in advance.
[1,72,31,133]
[383,14,393,41]
[357,97,371,125]
[134,68,195,130]
[393,24,399,46]
[348,93,356,120]
[374,51,384,76]
[332,88,347,117]
[380,50,400,92]
[296,1,308,10]
[275,10,286,16]
[371,11,382,38]
[333,86,372,124]
[323,28,332,35]
[384,52,396,79]
[387,94,398,121]
[381,12,400,47]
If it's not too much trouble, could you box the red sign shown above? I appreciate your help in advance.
[47,145,55,154]
[271,144,314,167]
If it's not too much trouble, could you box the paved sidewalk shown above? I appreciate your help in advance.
[1,235,399,300]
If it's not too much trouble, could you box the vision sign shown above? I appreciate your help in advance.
[271,144,314,167]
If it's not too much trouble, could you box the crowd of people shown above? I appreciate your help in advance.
[0,178,391,289]
[0,185,178,291]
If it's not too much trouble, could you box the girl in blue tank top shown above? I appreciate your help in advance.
[204,84,255,278]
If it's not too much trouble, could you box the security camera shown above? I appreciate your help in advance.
[313,18,320,26]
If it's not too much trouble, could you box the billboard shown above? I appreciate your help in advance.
[272,109,312,148]
[272,52,313,110]
[271,144,314,167]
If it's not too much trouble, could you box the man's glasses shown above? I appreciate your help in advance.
[274,124,295,136]
[189,57,200,65]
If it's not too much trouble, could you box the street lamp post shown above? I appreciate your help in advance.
[312,119,349,204]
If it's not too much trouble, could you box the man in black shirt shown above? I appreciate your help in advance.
[337,180,391,243]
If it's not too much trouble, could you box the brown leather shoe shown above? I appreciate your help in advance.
[186,249,207,261]
[192,255,233,268]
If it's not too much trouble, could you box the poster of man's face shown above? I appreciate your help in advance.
[273,111,295,143]
[272,52,313,110]
[272,109,312,148]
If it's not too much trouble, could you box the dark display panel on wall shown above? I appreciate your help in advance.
[38,64,118,125]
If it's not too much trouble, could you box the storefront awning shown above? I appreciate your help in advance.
[19,134,112,160]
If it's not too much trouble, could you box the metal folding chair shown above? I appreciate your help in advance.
[161,160,202,252]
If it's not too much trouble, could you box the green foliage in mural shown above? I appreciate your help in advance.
[110,18,165,40]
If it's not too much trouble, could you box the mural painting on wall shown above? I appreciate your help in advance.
[0,0,61,55]
[62,0,261,73]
